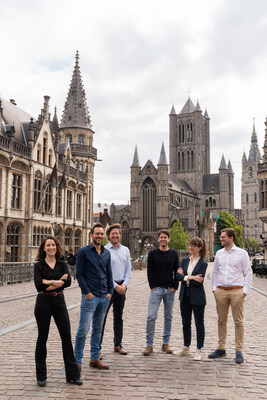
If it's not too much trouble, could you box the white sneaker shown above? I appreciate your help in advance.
[179,346,190,356]
[194,349,202,361]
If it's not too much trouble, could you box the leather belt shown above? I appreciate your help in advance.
[39,291,63,296]
[217,286,243,290]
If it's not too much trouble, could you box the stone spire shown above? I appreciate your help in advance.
[179,97,195,114]
[169,104,176,115]
[60,51,92,129]
[204,108,210,119]
[157,142,168,165]
[195,99,202,111]
[52,107,60,132]
[131,145,141,167]
[248,118,261,162]
[228,160,234,174]
[263,117,267,162]
[219,154,227,169]
[242,150,247,162]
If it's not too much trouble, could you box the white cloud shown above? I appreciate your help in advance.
[1,0,267,207]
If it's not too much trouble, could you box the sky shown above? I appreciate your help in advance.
[1,0,267,208]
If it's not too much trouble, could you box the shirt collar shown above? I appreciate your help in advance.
[89,242,105,252]
[223,244,237,252]
[107,241,121,250]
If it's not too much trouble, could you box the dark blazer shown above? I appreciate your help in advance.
[177,257,208,305]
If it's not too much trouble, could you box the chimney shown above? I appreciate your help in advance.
[43,95,50,121]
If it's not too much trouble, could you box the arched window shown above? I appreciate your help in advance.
[187,149,194,170]
[37,144,41,163]
[6,224,21,261]
[254,192,257,202]
[178,150,184,170]
[75,230,82,254]
[143,177,156,232]
[11,174,22,209]
[34,172,42,211]
[45,182,52,213]
[186,121,193,142]
[246,193,249,203]
[48,150,53,167]
[121,220,130,247]
[43,137,47,164]
[65,228,72,247]
[205,199,208,208]
[178,123,185,143]
[78,134,84,145]
[212,198,216,207]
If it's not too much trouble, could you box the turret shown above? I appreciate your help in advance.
[228,160,234,213]
[169,104,177,174]
[219,154,229,210]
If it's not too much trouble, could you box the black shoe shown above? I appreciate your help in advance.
[208,349,226,359]
[235,351,244,364]
[37,380,46,387]
[67,378,83,386]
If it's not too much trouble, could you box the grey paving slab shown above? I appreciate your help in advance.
[0,265,266,399]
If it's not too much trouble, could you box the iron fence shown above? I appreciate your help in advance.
[0,262,35,286]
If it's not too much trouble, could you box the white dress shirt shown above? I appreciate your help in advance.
[212,245,252,294]
[184,256,200,282]
[105,242,132,288]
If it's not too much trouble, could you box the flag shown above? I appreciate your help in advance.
[49,163,57,188]
[59,171,67,190]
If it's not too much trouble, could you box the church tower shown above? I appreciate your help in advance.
[169,97,210,195]
[58,51,97,229]
[241,119,262,240]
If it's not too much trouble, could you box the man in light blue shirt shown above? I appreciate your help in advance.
[100,224,132,355]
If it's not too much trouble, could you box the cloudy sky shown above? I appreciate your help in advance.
[1,0,267,208]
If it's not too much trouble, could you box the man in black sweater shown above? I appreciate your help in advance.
[143,229,179,356]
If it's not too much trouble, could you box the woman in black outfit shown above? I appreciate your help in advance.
[34,236,82,387]
[177,237,207,361]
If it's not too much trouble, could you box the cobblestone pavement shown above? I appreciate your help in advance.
[0,264,266,400]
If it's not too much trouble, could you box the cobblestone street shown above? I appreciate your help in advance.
[0,264,266,399]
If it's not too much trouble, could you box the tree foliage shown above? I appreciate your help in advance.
[218,211,244,248]
[169,220,189,251]
[245,237,260,253]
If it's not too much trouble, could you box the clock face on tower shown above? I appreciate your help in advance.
[248,167,253,178]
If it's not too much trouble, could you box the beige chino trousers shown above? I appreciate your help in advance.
[214,288,245,352]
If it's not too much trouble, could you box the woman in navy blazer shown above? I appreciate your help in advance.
[177,237,207,361]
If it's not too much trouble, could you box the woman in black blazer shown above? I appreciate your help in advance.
[177,237,207,361]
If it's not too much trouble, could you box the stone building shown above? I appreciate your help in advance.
[258,117,267,262]
[241,120,262,241]
[0,52,97,262]
[111,98,235,260]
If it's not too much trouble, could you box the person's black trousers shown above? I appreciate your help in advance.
[34,294,80,381]
[100,289,126,347]
[180,289,205,349]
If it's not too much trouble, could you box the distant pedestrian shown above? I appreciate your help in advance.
[177,237,208,361]
[34,236,82,387]
[67,249,76,281]
[143,229,179,356]
[75,223,113,371]
[100,224,132,355]
[209,228,253,364]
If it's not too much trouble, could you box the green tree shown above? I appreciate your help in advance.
[245,237,260,253]
[218,211,244,248]
[169,220,189,251]
[102,235,108,246]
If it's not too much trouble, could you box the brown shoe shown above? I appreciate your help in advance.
[89,359,109,369]
[162,344,173,354]
[114,345,128,355]
[143,346,153,356]
[77,365,82,373]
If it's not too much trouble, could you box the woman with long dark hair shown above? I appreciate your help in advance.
[177,237,208,361]
[34,235,82,387]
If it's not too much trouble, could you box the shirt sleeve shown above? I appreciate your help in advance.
[147,250,155,289]
[106,252,114,295]
[76,248,90,295]
[212,253,219,292]
[173,251,179,290]
[123,248,132,286]
[34,262,47,292]
[242,251,253,294]
[60,261,71,289]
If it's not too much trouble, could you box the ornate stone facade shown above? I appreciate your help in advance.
[0,52,96,262]
[241,120,262,241]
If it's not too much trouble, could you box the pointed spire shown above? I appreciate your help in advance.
[204,108,210,119]
[262,117,267,162]
[131,145,141,168]
[179,97,195,114]
[242,150,247,162]
[248,118,261,162]
[52,107,59,132]
[60,51,92,129]
[195,99,202,111]
[228,160,234,174]
[219,154,227,170]
[169,104,176,115]
[157,142,168,165]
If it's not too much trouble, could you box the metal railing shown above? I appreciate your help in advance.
[0,262,35,286]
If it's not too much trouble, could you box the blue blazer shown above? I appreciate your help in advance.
[177,257,208,306]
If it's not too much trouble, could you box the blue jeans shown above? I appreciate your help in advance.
[146,287,175,346]
[75,294,109,365]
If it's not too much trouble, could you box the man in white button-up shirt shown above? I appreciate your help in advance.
[209,228,252,364]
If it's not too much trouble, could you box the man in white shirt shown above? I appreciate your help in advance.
[100,224,132,355]
[209,228,252,364]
